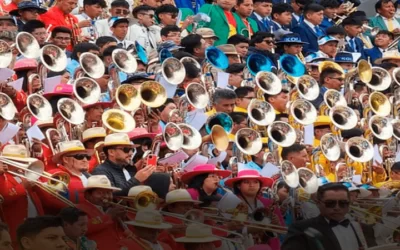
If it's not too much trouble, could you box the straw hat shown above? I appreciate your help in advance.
[180,164,231,184]
[375,50,400,64]
[196,28,218,40]
[52,140,93,164]
[84,175,121,191]
[165,189,202,205]
[128,128,156,141]
[32,117,54,128]
[1,144,38,162]
[216,44,239,56]
[82,127,106,143]
[103,133,137,147]
[224,169,273,188]
[119,185,153,199]
[125,210,172,229]
[174,224,219,243]
[314,116,331,128]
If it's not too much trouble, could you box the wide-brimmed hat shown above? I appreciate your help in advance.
[216,44,238,56]
[82,102,112,110]
[84,175,121,191]
[318,35,339,46]
[103,133,137,147]
[9,1,47,16]
[1,144,39,163]
[196,28,218,40]
[224,169,273,188]
[14,59,38,71]
[0,15,16,25]
[43,84,73,99]
[82,127,106,143]
[32,117,54,128]
[175,224,220,243]
[181,164,231,184]
[165,189,202,205]
[119,185,152,199]
[314,116,331,128]
[335,52,356,64]
[52,140,93,164]
[128,128,156,141]
[276,33,308,44]
[375,50,400,64]
[125,210,172,229]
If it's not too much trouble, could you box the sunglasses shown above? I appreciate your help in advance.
[114,147,134,153]
[115,9,130,15]
[68,154,91,160]
[320,199,350,208]
[168,13,178,18]
[263,40,275,44]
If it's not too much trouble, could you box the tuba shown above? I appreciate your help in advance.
[163,122,183,151]
[369,115,393,140]
[235,128,262,155]
[185,83,210,109]
[115,84,141,111]
[247,99,276,127]
[134,191,159,211]
[369,91,391,117]
[296,75,319,101]
[205,112,233,135]
[319,89,347,116]
[102,109,136,133]
[320,133,341,161]
[57,98,85,125]
[27,94,53,121]
[329,105,357,130]
[345,137,374,163]
[279,54,307,77]
[112,48,138,74]
[79,52,105,78]
[255,71,282,95]
[290,99,317,126]
[280,160,299,188]
[40,44,68,72]
[178,123,202,150]
[161,57,186,85]
[367,67,391,91]
[246,53,273,76]
[73,77,101,105]
[267,121,296,147]
[139,81,167,108]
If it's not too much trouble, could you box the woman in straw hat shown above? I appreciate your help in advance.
[225,169,283,250]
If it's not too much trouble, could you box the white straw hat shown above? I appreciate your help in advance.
[52,140,93,164]
[125,210,172,229]
[84,175,121,191]
[175,224,220,243]
[1,144,38,162]
[165,189,202,205]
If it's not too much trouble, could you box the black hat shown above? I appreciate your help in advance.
[392,162,400,172]
[276,33,309,45]
[341,128,364,139]
[9,2,47,16]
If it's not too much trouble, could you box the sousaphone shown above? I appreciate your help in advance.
[186,83,209,109]
[267,121,296,147]
[27,93,53,121]
[296,75,320,101]
[369,115,393,140]
[345,137,374,163]
[163,122,183,151]
[235,128,262,155]
[280,160,299,188]
[57,98,85,125]
[320,133,341,161]
[329,105,357,130]
[73,77,101,105]
[102,109,136,133]
[255,71,282,95]
[178,123,202,150]
[112,48,137,74]
[367,67,391,91]
[298,167,318,194]
[247,99,275,126]
[290,99,317,125]
[161,57,186,85]
[116,84,141,111]
[369,91,391,117]
[79,52,105,78]
[0,93,16,120]
[41,44,68,72]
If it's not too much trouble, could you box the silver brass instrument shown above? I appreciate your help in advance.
[255,71,282,95]
[79,52,105,78]
[367,67,391,91]
[296,75,319,101]
[290,99,317,126]
[57,98,85,125]
[40,44,67,72]
[178,123,202,150]
[27,93,53,121]
[235,128,262,155]
[329,105,357,130]
[0,93,16,120]
[267,121,296,147]
[345,137,374,163]
[320,133,341,161]
[112,48,137,74]
[185,83,210,109]
[247,99,275,126]
[161,57,186,85]
[369,115,393,140]
[73,77,101,105]
[281,160,299,188]
[163,122,183,151]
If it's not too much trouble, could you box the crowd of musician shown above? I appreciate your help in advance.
[1,0,400,249]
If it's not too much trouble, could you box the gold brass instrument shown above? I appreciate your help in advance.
[296,75,319,101]
[178,123,202,150]
[185,82,210,109]
[102,109,136,133]
[163,122,183,151]
[319,61,345,75]
[0,93,17,121]
[161,57,186,85]
[369,115,393,140]
[27,93,53,121]
[138,81,167,108]
[255,71,282,95]
[247,99,275,127]
[367,67,391,91]
[115,84,141,111]
[202,124,230,152]
[79,52,104,78]
[57,98,85,125]
[40,44,68,72]
[94,141,105,164]
[289,99,317,126]
[267,121,296,147]
[235,128,262,155]
[369,91,391,117]
[329,105,358,130]
[73,77,101,105]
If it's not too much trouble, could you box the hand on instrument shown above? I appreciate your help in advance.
[134,164,156,183]
[372,161,385,175]
[78,20,92,28]
[148,110,161,132]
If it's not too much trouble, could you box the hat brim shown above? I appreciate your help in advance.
[130,133,157,141]
[335,60,356,64]
[52,149,94,164]
[181,169,231,184]
[125,221,172,229]
[375,56,400,65]
[165,198,203,205]
[225,176,274,188]
[175,236,220,243]
[1,156,39,163]
[276,41,309,45]
[82,135,106,143]
[203,35,219,40]
[84,185,122,191]
[83,102,113,110]
[10,7,47,16]
[43,92,73,99]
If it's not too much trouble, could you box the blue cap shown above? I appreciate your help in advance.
[157,41,183,53]
[318,35,339,46]
[335,52,356,64]
[276,33,308,44]
[9,2,47,16]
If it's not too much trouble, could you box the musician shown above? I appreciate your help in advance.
[49,27,73,57]
[281,144,308,169]
[317,35,339,59]
[275,33,307,57]
[313,116,331,147]
[263,88,289,115]
[155,4,178,29]
[247,32,279,67]
[310,66,344,109]
[292,3,325,54]
[270,3,292,32]
[369,0,400,35]
[16,216,68,250]
[174,224,221,250]
[75,0,107,40]
[0,222,12,250]
[66,42,100,75]
[95,0,130,37]
[319,0,340,31]
[0,16,17,32]
[342,17,364,54]
[234,86,255,112]
[82,127,106,173]
[82,102,110,129]
[161,25,181,45]
[249,0,273,32]
[108,17,134,49]
[282,183,368,250]
[234,0,259,39]
[181,34,208,63]
[9,1,47,32]
[205,89,236,116]
[364,30,394,65]
[334,51,356,72]
[217,44,241,64]
[227,34,250,59]
[0,145,44,247]
[225,64,245,89]
[375,162,400,188]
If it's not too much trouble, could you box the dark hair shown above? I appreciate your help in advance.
[71,42,100,61]
[250,31,274,46]
[319,0,340,8]
[183,61,200,79]
[229,111,247,124]
[379,62,398,70]
[376,30,394,40]
[153,98,175,113]
[375,0,394,13]
[22,20,45,33]
[172,51,194,59]
[317,183,350,201]
[212,89,237,104]
[272,3,294,20]
[161,25,180,37]
[17,216,63,249]
[95,36,117,48]
[281,143,306,160]
[253,0,272,3]
[326,25,346,36]
[0,222,9,238]
[227,34,249,45]
[181,34,203,54]
[83,0,107,8]
[59,207,87,224]
[275,113,289,120]
[303,3,324,17]
[111,0,129,8]
[277,181,290,192]
[47,70,68,78]
[187,174,220,207]
[132,5,155,18]
[226,63,246,74]
[293,0,312,4]
[102,45,118,57]
[155,4,178,19]
[51,26,71,38]
[235,86,254,98]
[320,67,343,85]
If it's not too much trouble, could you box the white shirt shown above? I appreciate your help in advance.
[382,16,400,30]
[79,174,88,187]
[293,13,300,22]
[122,168,131,181]
[304,19,317,33]
[128,24,161,53]
[113,36,135,49]
[325,217,359,250]
[75,13,99,40]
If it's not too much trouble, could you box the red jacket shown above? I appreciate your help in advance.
[0,173,44,244]
[12,90,27,112]
[119,238,172,250]
[76,201,127,250]
[40,144,58,172]
[88,156,99,173]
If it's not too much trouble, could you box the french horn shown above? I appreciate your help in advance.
[247,99,275,126]
[290,99,317,125]
[163,122,183,151]
[79,52,105,78]
[255,71,282,95]
[57,98,85,125]
[345,137,374,163]
[102,109,136,133]
[267,121,296,147]
[0,93,16,120]
[27,93,53,121]
[369,91,391,117]
[235,128,262,155]
[369,115,393,140]
[161,57,186,85]
[186,83,209,109]
[320,133,341,161]
[329,105,357,130]
[178,123,202,150]
[296,75,319,101]
[139,81,167,108]
[116,84,141,111]
[112,48,137,74]
[73,77,101,105]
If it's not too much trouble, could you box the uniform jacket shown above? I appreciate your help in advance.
[234,13,259,39]
[292,21,323,54]
[368,15,400,37]
[319,16,335,32]
[249,12,271,32]
[364,47,382,65]
[344,36,365,56]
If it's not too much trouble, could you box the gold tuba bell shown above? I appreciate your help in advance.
[116,84,141,111]
[134,191,159,211]
[139,81,167,108]
[102,109,136,133]
[369,91,391,117]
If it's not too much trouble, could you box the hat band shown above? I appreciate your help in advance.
[83,133,106,140]
[2,153,28,158]
[61,146,86,153]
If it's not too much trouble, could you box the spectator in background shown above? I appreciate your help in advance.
[22,20,47,47]
[369,0,400,35]
[270,3,293,32]
[342,17,364,54]
[161,25,181,45]
[0,222,12,250]
[9,1,47,31]
[0,16,17,32]
[319,0,340,31]
[95,0,130,37]
[248,31,279,67]
[196,28,219,47]
[75,0,107,40]
[234,0,259,39]
[226,63,246,89]
[250,0,273,32]
[181,34,208,63]
[50,27,72,57]
[290,0,311,29]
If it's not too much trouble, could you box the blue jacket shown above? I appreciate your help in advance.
[249,12,271,32]
[271,20,290,32]
[174,0,204,13]
[290,14,302,30]
[364,47,382,66]
[320,16,335,32]
[292,21,323,54]
[344,36,365,56]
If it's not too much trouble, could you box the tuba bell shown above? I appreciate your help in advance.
[297,167,318,194]
[318,61,345,75]
[102,109,136,133]
[392,68,400,86]
[27,93,53,121]
[345,137,374,163]
[112,48,137,74]
[280,160,299,188]
[40,44,67,72]
[57,98,85,125]
[79,52,105,78]
[178,123,202,150]
[329,105,357,130]
[247,99,276,126]
[163,122,183,151]
[369,115,393,140]
[320,133,341,161]
[391,119,400,141]
[255,71,282,95]
[180,56,201,71]
[205,112,233,134]
[0,93,16,121]
[186,83,210,109]
[161,57,186,85]
[235,128,262,155]
[246,53,273,75]
[210,125,230,152]
[290,99,317,125]
[73,77,101,105]
[296,75,320,101]
[16,32,41,59]
[205,46,229,70]
[139,81,167,108]
[369,91,391,117]
[279,54,307,77]
[324,89,347,108]
[367,67,391,91]
[115,84,141,111]
[267,121,296,147]
[134,190,159,211]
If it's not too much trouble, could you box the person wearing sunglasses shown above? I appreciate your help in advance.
[289,0,310,29]
[282,183,368,250]
[155,4,179,28]
[94,0,130,37]
[248,32,279,68]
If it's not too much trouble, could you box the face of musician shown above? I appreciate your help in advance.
[273,10,293,26]
[137,10,156,27]
[323,72,344,91]
[84,2,103,19]
[305,10,324,26]
[58,0,78,14]
[235,0,254,18]
[237,179,261,197]
[31,27,47,46]
[203,173,220,194]
[107,146,134,166]
[255,36,275,52]
[234,42,249,58]
[317,188,350,222]
[253,1,272,17]
[159,11,178,26]
[51,31,71,50]
[285,149,308,169]
[62,215,88,241]
[236,90,255,109]
[62,153,90,174]
[85,188,113,208]
[49,131,61,147]
[314,126,330,140]
[323,6,337,20]
[167,202,194,214]
[377,1,396,19]
[184,243,216,250]
[374,32,393,49]
[142,0,161,8]
[267,91,289,113]
[86,105,103,123]
[0,227,12,250]
[319,41,338,58]
[227,55,241,64]
[160,102,177,123]
[344,24,362,38]
[283,44,303,56]
[19,9,40,22]
[0,20,16,32]
[19,226,66,250]
[214,98,236,113]
[277,184,290,203]
[217,0,236,10]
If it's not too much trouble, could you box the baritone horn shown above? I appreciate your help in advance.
[298,167,319,194]
[296,75,320,101]
[186,83,209,109]
[162,57,186,85]
[329,105,357,130]
[369,91,391,117]
[202,125,230,152]
[40,44,67,72]
[279,54,307,77]
[235,128,262,155]
[248,99,275,126]
[280,160,299,188]
[367,67,391,91]
[320,133,341,161]
[139,81,167,108]
[73,77,101,105]
[267,121,296,147]
[27,93,53,121]
[79,52,105,78]
[57,98,85,125]
[102,109,136,133]
[178,123,202,150]
[163,122,183,151]
[205,112,233,134]
[112,48,137,74]
[246,53,273,75]
[369,115,393,140]
[134,191,159,210]
[290,99,317,125]
[345,137,374,163]
[255,71,282,95]
[116,84,141,111]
